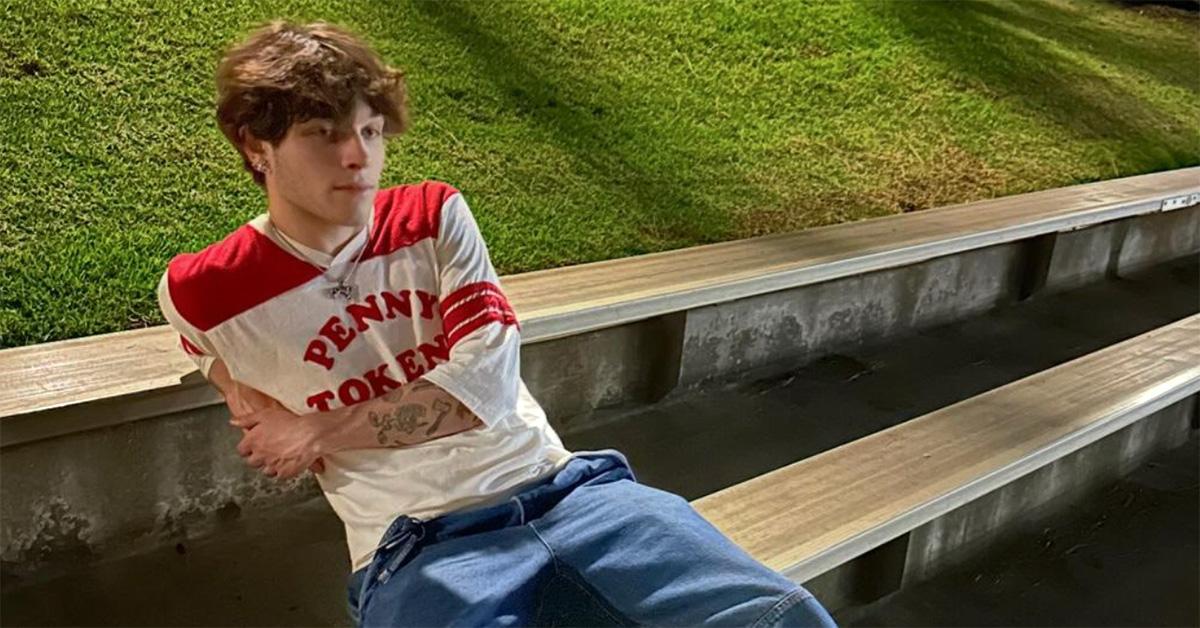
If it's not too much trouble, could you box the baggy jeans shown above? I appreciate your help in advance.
[347,449,837,627]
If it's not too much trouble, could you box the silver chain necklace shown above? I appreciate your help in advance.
[267,220,368,301]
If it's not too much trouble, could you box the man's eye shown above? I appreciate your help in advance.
[363,127,381,139]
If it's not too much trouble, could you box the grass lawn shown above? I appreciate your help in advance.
[1,0,1197,349]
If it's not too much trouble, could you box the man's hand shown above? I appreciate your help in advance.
[212,359,325,476]
[231,405,325,480]
[223,378,282,418]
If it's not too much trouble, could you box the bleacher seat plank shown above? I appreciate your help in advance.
[692,313,1200,583]
[0,327,200,418]
[508,167,1197,340]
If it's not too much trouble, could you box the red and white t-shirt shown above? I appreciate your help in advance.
[156,181,574,572]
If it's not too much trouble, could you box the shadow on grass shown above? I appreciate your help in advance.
[406,0,733,252]
[975,0,1197,93]
[877,0,1199,175]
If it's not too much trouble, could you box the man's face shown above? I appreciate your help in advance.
[264,97,385,228]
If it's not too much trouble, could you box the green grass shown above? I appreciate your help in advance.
[1,0,1197,349]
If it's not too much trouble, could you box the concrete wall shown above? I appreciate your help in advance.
[0,404,319,583]
[531,205,1199,425]
[677,205,1199,391]
[676,242,1025,390]
[901,395,1196,585]
[1045,205,1200,293]
[520,312,685,435]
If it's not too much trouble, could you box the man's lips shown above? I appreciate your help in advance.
[334,184,373,192]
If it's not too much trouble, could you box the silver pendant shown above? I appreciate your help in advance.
[328,282,357,301]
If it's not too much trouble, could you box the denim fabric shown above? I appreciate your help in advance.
[347,449,836,627]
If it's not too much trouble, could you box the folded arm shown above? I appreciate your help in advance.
[213,359,484,480]
[227,374,485,479]
[307,377,485,454]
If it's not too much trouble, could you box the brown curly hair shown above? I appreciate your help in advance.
[215,20,410,187]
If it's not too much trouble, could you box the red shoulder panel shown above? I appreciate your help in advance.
[366,180,459,260]
[166,225,322,331]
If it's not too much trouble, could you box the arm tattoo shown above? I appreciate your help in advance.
[364,379,477,446]
[404,379,438,397]
[373,379,435,406]
[369,405,429,446]
[424,399,453,436]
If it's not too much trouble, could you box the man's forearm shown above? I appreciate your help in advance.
[310,378,484,454]
[206,359,234,396]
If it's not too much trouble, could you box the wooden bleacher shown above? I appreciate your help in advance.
[693,313,1200,584]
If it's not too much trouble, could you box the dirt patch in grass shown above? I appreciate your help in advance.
[730,139,1013,239]
[879,142,1013,213]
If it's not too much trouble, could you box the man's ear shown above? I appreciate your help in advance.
[241,126,270,167]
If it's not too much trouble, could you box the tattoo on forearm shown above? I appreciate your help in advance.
[424,399,453,436]
[362,379,482,446]
[374,379,433,406]
[404,379,438,397]
[369,405,429,445]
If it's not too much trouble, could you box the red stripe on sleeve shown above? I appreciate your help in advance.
[440,284,515,334]
[440,281,504,314]
[179,335,207,356]
[445,306,518,349]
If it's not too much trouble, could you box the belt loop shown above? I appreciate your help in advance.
[356,516,427,621]
[367,519,426,595]
[375,516,422,552]
[510,495,527,525]
[377,527,424,585]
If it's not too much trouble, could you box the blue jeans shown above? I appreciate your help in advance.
[347,449,836,627]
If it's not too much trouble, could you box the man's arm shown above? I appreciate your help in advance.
[228,373,487,479]
[415,186,523,429]
[208,358,289,420]
[205,358,326,474]
[307,377,485,454]
[207,358,234,396]
[213,356,482,452]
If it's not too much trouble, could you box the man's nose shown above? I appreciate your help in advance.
[340,134,369,170]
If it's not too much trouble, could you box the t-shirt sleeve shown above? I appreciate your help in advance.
[417,190,522,428]
[156,268,219,379]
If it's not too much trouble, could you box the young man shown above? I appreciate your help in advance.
[157,19,836,627]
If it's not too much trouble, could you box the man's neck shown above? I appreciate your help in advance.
[266,204,369,258]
